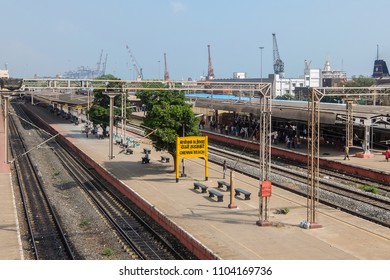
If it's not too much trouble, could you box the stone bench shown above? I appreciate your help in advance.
[208,189,223,202]
[234,187,251,200]
[193,182,208,193]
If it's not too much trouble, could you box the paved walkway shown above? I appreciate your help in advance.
[28,105,390,260]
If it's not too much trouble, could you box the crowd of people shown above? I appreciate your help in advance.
[205,114,305,149]
[82,122,108,139]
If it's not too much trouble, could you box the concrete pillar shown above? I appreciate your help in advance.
[363,124,371,155]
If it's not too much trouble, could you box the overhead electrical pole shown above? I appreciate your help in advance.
[256,83,272,227]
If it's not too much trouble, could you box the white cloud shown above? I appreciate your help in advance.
[171,1,187,14]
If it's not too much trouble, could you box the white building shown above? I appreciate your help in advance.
[233,72,247,79]
[273,74,306,97]
[271,60,346,98]
[0,69,9,78]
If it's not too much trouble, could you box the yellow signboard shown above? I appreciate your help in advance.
[176,136,208,182]
[177,136,208,158]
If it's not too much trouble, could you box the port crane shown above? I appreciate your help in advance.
[93,50,108,77]
[207,44,215,80]
[126,45,143,80]
[272,33,284,78]
[101,53,108,76]
[164,53,170,81]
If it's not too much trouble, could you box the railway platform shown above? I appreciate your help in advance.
[3,104,390,260]
[0,110,23,260]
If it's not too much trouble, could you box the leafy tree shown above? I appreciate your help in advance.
[345,76,375,87]
[87,75,130,135]
[275,93,295,100]
[138,89,199,171]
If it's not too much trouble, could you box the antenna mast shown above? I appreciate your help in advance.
[377,44,379,60]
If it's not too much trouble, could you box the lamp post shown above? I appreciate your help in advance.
[259,46,264,83]
[104,91,120,160]
[87,89,91,121]
[181,124,187,177]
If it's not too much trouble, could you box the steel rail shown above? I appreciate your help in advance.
[8,104,76,259]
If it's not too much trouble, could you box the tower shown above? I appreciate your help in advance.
[372,45,389,78]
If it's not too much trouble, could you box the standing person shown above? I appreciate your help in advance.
[344,145,350,160]
[223,160,227,179]
[385,147,390,162]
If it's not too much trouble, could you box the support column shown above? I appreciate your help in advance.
[363,123,373,156]
[356,120,374,158]
[228,170,237,209]
[105,92,120,160]
[346,100,353,148]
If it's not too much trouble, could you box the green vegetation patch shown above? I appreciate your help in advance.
[102,247,114,257]
[360,185,379,194]
[79,218,92,228]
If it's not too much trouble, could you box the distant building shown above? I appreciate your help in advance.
[0,69,9,78]
[321,60,347,87]
[372,59,389,78]
[372,59,390,86]
[201,59,348,100]
[273,74,305,97]
[233,72,247,79]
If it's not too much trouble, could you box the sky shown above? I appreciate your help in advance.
[1,0,390,80]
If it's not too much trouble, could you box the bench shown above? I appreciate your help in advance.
[141,157,150,164]
[193,182,208,193]
[125,148,133,155]
[208,189,223,202]
[234,188,251,200]
[161,156,170,163]
[217,180,231,191]
[144,148,151,154]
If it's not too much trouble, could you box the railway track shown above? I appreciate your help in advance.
[118,122,390,227]
[9,105,76,260]
[208,144,390,227]
[53,143,185,260]
[12,102,193,260]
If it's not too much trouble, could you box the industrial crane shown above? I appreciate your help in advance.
[164,53,170,81]
[207,44,215,80]
[126,45,143,80]
[272,33,284,78]
[101,53,108,76]
[95,49,108,77]
[96,50,103,75]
